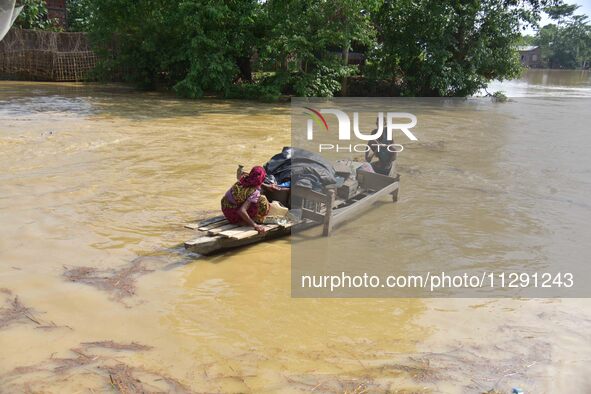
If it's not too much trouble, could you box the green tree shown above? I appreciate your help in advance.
[535,5,590,68]
[544,3,579,22]
[257,0,377,97]
[66,0,92,31]
[88,0,260,95]
[85,0,565,98]
[14,0,60,30]
[372,0,556,96]
[173,0,262,98]
[88,0,185,89]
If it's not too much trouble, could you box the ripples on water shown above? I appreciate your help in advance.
[485,69,591,97]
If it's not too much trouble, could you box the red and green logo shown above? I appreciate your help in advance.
[303,107,329,131]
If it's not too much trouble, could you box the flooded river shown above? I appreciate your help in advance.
[1,70,591,393]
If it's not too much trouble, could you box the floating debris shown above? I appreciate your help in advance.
[63,260,153,300]
[0,296,40,328]
[386,357,440,382]
[52,348,101,374]
[102,363,195,394]
[3,341,192,393]
[82,340,153,352]
[105,363,144,394]
[0,293,70,330]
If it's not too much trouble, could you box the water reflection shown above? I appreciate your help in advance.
[486,69,591,97]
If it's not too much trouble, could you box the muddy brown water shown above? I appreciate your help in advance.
[1,70,591,393]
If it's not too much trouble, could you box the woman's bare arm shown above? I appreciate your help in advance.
[261,183,286,191]
[238,200,266,233]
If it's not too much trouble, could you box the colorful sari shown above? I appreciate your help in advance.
[221,166,270,224]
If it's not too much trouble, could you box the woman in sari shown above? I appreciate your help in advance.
[221,166,270,233]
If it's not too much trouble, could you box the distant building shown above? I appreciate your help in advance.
[517,45,542,68]
[46,0,67,28]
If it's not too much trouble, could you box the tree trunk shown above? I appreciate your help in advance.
[236,56,253,82]
[341,45,350,96]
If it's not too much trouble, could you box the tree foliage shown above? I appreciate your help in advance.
[256,0,377,97]
[372,0,554,96]
[87,0,182,89]
[81,0,560,98]
[534,5,591,68]
[14,0,60,30]
[66,0,92,32]
[173,0,262,98]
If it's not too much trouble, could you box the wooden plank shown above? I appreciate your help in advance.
[184,235,224,255]
[356,170,397,191]
[218,226,254,237]
[184,235,224,254]
[208,223,240,234]
[227,225,280,239]
[301,208,325,223]
[323,189,336,236]
[185,225,292,255]
[185,235,221,246]
[230,229,259,239]
[292,185,331,203]
[331,181,399,228]
[392,183,400,202]
[198,215,226,227]
[219,224,280,238]
[186,218,228,230]
[198,219,229,231]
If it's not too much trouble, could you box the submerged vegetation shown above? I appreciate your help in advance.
[45,0,564,99]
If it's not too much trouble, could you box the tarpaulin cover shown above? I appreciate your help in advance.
[264,147,336,190]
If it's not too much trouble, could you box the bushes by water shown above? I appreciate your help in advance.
[81,0,553,100]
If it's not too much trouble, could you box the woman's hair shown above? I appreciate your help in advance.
[239,166,266,187]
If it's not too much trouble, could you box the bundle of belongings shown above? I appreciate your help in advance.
[264,146,392,207]
[264,147,337,192]
[262,147,337,214]
[257,136,397,225]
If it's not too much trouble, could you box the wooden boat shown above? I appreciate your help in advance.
[184,169,400,255]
